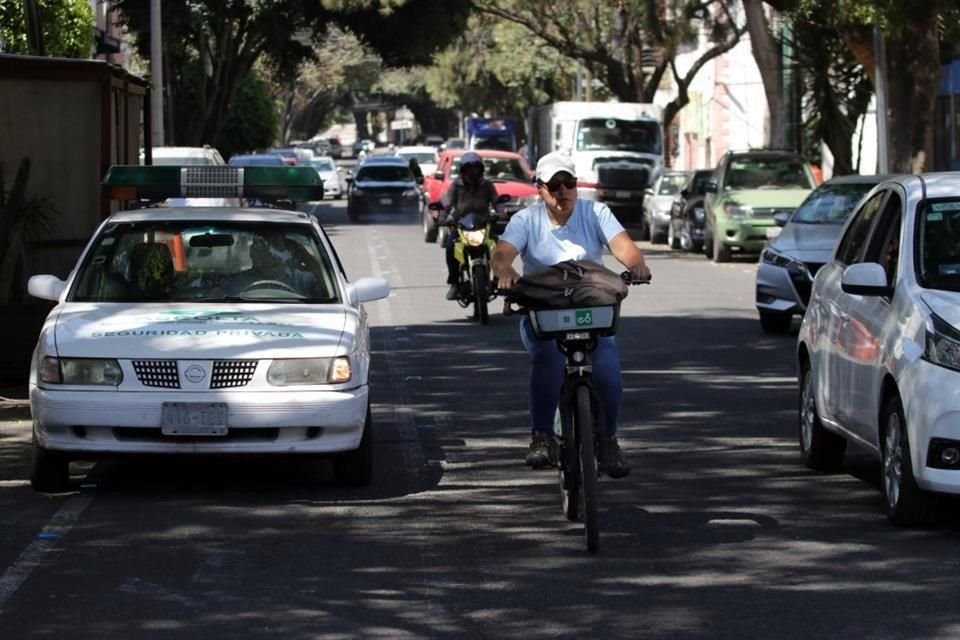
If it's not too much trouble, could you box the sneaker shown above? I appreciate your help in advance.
[606,437,631,478]
[525,432,557,469]
[445,285,458,301]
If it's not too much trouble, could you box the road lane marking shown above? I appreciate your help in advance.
[0,492,93,611]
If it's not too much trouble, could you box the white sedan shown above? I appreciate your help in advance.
[27,166,390,491]
[797,172,960,525]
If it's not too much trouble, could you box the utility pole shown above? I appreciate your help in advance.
[150,0,165,147]
[874,26,889,173]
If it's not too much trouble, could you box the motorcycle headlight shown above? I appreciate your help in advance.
[462,229,487,247]
[267,357,352,385]
[693,207,705,221]
[924,313,960,372]
[40,357,123,386]
[761,247,807,276]
[723,202,751,218]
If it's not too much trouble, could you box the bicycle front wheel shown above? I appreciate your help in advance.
[576,384,599,553]
[556,407,579,521]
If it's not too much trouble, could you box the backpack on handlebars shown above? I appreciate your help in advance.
[507,260,629,309]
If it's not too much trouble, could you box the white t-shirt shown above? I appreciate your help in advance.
[499,199,625,275]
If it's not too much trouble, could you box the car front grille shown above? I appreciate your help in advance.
[211,360,257,389]
[132,359,258,389]
[132,360,180,388]
[596,165,651,190]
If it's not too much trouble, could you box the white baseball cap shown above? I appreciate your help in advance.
[535,151,577,183]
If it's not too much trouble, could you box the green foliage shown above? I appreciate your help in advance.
[0,0,94,58]
[0,158,57,304]
[216,72,278,159]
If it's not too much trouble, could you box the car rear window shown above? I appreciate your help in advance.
[70,221,340,303]
[355,166,413,182]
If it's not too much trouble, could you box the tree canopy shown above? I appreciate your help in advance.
[0,0,93,58]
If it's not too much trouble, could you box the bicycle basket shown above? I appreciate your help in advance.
[530,305,620,338]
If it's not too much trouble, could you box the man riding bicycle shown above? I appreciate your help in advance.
[491,151,651,478]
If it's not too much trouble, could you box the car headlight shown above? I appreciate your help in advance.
[402,189,419,198]
[693,207,705,221]
[760,247,808,276]
[267,357,352,385]
[40,357,123,385]
[517,195,540,207]
[923,313,960,372]
[723,203,751,217]
[462,229,487,246]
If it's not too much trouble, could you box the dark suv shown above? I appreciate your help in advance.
[702,150,817,262]
[346,156,421,222]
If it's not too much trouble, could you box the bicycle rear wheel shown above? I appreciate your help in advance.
[576,384,599,552]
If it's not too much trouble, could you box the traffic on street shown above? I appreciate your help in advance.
[3,198,960,639]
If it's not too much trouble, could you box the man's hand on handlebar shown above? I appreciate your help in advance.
[496,266,521,290]
[626,262,652,284]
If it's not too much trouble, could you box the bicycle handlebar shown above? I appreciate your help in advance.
[498,271,649,316]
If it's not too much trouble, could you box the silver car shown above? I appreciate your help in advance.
[310,156,346,200]
[755,174,887,333]
[642,170,691,243]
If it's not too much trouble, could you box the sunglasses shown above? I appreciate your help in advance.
[540,176,577,192]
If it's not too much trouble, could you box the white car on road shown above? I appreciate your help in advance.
[797,172,960,525]
[309,155,347,199]
[27,165,390,491]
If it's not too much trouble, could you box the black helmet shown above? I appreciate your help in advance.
[460,151,484,171]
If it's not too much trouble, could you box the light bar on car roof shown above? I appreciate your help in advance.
[102,165,324,202]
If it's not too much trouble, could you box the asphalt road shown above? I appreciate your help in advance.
[2,200,960,639]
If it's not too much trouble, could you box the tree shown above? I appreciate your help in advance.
[215,71,278,159]
[116,0,470,148]
[469,0,748,162]
[0,0,93,58]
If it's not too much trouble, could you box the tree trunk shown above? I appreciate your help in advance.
[743,0,785,148]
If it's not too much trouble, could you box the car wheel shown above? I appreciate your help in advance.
[423,207,438,243]
[639,216,651,241]
[667,221,681,249]
[759,310,793,334]
[30,430,69,492]
[882,394,936,526]
[703,227,715,259]
[333,406,373,487]
[712,232,731,263]
[437,226,449,246]
[798,361,846,471]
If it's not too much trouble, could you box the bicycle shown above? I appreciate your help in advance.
[504,272,647,553]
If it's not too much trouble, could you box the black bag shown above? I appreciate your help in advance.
[508,260,629,309]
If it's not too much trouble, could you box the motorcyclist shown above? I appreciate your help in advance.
[441,151,500,300]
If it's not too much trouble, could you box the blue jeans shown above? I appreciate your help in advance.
[519,316,622,438]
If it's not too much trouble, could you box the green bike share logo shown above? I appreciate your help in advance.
[575,310,593,326]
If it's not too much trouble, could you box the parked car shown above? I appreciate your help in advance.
[346,155,421,222]
[421,149,539,243]
[703,150,817,262]
[642,170,691,243]
[423,134,445,148]
[266,148,299,166]
[309,155,347,200]
[394,145,440,178]
[26,164,390,491]
[667,169,714,252]
[146,146,237,207]
[228,153,285,166]
[796,172,960,526]
[755,174,887,333]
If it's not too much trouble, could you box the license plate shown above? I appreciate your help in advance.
[616,190,631,199]
[379,197,392,205]
[161,402,228,436]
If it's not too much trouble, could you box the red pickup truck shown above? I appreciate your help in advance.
[421,149,540,243]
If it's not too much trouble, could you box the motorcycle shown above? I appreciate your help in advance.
[430,195,510,325]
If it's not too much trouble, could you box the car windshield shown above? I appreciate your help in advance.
[918,200,960,292]
[398,152,437,165]
[355,165,412,182]
[791,182,878,224]
[451,157,528,182]
[153,155,217,166]
[312,159,335,171]
[70,221,340,303]
[657,174,688,196]
[724,158,815,190]
[576,118,662,154]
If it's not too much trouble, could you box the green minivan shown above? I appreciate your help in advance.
[703,150,817,262]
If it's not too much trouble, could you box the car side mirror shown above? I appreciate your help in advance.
[416,176,424,185]
[28,274,67,302]
[434,171,443,180]
[644,188,654,196]
[841,262,893,297]
[774,212,790,227]
[704,181,718,194]
[347,276,391,305]
[680,188,689,199]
